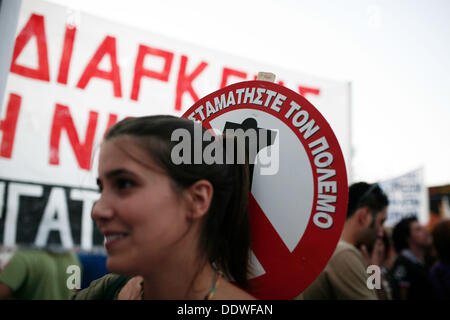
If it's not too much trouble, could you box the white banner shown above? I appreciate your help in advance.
[0,0,351,249]
[379,168,429,228]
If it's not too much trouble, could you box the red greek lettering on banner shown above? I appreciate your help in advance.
[220,67,247,88]
[130,45,174,101]
[57,24,77,85]
[10,14,50,82]
[175,55,208,111]
[76,36,122,98]
[49,104,98,170]
[0,93,22,159]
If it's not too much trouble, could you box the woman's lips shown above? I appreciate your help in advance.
[104,233,129,250]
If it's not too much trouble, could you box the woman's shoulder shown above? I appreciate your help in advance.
[71,273,130,300]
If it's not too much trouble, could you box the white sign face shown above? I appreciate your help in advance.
[379,167,429,227]
[0,0,351,251]
[209,108,315,255]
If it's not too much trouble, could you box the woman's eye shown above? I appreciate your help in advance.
[116,178,134,191]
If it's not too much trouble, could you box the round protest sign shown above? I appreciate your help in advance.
[182,80,348,299]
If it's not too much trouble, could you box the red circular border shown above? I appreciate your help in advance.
[182,81,348,299]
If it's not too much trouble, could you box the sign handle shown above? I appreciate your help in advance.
[256,72,276,83]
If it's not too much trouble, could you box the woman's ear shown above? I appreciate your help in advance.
[184,179,213,220]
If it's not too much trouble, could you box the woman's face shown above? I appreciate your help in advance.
[92,136,191,275]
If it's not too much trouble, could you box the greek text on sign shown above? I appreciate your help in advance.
[182,80,348,300]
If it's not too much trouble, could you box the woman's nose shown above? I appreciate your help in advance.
[91,197,114,222]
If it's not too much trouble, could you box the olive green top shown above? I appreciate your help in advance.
[0,249,81,300]
[71,273,130,300]
[298,240,378,300]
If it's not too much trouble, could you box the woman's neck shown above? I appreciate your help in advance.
[141,253,216,300]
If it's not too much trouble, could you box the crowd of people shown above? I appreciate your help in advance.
[298,182,450,300]
[0,115,449,300]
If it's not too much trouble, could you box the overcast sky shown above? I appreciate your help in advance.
[46,0,450,187]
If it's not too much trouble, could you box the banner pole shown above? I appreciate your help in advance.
[0,0,22,114]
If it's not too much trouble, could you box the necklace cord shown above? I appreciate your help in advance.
[139,269,223,300]
[204,269,222,300]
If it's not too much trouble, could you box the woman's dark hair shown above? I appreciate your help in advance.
[105,115,251,289]
[432,219,450,264]
[392,216,417,253]
[347,182,389,220]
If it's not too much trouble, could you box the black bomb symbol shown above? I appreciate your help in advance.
[223,118,277,189]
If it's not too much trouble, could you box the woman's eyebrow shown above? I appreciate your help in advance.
[97,169,139,187]
[105,168,137,180]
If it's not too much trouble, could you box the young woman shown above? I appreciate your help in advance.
[72,115,255,300]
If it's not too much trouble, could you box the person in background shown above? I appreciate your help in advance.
[390,216,436,299]
[0,246,81,300]
[298,182,389,300]
[429,219,450,299]
[357,227,393,299]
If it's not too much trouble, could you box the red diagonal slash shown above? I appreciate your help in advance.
[199,120,314,299]
[248,193,310,299]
